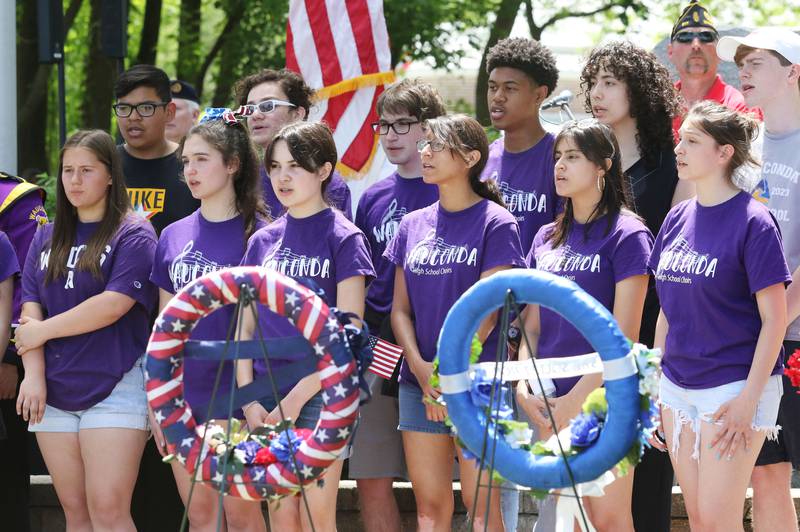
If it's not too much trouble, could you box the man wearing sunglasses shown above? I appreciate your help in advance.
[114,65,199,236]
[234,69,352,219]
[668,0,750,136]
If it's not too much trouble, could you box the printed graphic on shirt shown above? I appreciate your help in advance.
[128,188,166,220]
[262,244,331,279]
[38,244,112,290]
[485,174,548,221]
[29,205,48,225]
[655,235,718,284]
[536,246,601,281]
[372,199,407,244]
[406,229,478,276]
[169,241,230,291]
[762,162,796,223]
[752,178,770,206]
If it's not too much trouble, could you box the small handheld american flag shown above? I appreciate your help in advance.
[367,335,404,379]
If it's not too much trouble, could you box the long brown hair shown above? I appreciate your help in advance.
[181,120,268,239]
[47,130,131,283]
[549,119,636,248]
[423,114,505,207]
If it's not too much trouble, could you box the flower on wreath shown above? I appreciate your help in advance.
[269,428,313,465]
[784,349,800,393]
[569,412,603,448]
[253,446,278,466]
[634,344,661,399]
[498,419,533,449]
[234,440,262,465]
[470,367,513,420]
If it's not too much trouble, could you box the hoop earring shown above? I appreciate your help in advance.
[597,175,605,193]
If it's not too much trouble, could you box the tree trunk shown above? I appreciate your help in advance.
[474,0,523,125]
[17,1,51,176]
[81,0,116,131]
[211,34,238,106]
[195,0,246,99]
[136,0,162,65]
[177,0,201,82]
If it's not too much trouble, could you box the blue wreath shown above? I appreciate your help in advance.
[436,269,639,489]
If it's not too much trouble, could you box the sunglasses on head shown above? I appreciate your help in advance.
[673,31,717,44]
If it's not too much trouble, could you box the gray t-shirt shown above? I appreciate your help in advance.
[761,127,800,340]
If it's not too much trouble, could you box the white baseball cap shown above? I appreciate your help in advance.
[717,28,800,64]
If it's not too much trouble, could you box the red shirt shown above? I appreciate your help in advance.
[673,75,762,137]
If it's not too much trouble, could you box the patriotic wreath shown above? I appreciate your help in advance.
[145,266,360,500]
[437,269,641,489]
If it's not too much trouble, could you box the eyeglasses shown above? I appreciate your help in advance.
[371,120,420,135]
[113,101,170,118]
[673,31,717,44]
[244,99,297,115]
[416,139,447,153]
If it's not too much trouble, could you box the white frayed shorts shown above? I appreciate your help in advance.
[658,373,782,460]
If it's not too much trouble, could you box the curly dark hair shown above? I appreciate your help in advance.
[234,69,314,117]
[580,41,680,168]
[487,38,559,97]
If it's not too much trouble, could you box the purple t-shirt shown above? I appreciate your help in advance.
[355,172,439,316]
[151,210,267,413]
[648,192,791,389]
[384,199,526,388]
[21,217,157,411]
[241,208,374,386]
[0,231,20,284]
[528,213,653,396]
[481,135,558,252]
[260,167,352,221]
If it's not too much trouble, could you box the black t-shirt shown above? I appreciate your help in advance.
[118,145,199,235]
[625,148,679,348]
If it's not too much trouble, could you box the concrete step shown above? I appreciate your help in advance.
[29,476,800,531]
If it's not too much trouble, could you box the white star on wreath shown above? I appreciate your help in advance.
[317,429,328,442]
[313,343,325,356]
[181,437,194,448]
[337,427,350,439]
[321,392,329,403]
[285,292,299,307]
[326,317,339,332]
[190,285,205,299]
[209,299,223,310]
[171,319,186,332]
[301,465,314,478]
[333,383,347,397]
[154,410,165,423]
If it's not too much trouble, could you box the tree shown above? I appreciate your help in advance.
[474,0,649,124]
[81,0,118,132]
[136,0,163,65]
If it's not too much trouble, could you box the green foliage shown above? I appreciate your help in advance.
[384,0,500,69]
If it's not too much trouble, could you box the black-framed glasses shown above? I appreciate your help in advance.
[673,31,717,44]
[371,120,420,135]
[112,102,169,118]
[244,99,297,115]
[416,139,447,153]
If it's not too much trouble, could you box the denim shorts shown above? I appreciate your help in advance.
[398,382,452,435]
[659,373,782,460]
[30,358,148,433]
[259,392,323,430]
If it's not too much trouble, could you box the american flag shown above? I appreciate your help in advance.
[367,335,403,379]
[286,0,394,178]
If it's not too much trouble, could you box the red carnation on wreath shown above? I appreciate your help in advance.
[784,349,800,393]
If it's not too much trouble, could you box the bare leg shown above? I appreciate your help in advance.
[751,462,799,532]
[356,477,401,532]
[36,432,92,532]
[402,430,455,532]
[456,446,504,531]
[80,427,147,531]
